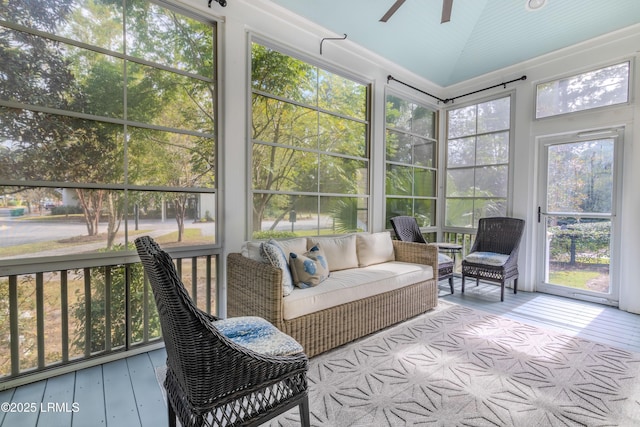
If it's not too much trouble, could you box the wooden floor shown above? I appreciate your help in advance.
[2,278,639,427]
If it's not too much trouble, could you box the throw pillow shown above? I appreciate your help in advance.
[356,231,395,267]
[268,237,308,267]
[307,234,358,271]
[261,242,294,297]
[289,245,329,288]
[241,241,264,262]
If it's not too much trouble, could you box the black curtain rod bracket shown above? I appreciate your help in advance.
[320,34,347,55]
[388,74,527,104]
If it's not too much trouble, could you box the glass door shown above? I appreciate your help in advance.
[537,130,621,305]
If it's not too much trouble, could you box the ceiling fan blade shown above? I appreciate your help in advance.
[380,0,406,22]
[441,0,453,23]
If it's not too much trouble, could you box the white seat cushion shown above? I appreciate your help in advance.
[438,253,453,264]
[282,262,434,320]
[464,251,509,266]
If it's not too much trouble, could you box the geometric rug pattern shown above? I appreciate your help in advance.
[266,301,640,427]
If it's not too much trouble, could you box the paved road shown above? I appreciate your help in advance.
[0,215,216,260]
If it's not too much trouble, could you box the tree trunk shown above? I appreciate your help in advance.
[76,189,104,236]
[106,192,122,249]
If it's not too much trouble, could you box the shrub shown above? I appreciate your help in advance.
[252,230,297,240]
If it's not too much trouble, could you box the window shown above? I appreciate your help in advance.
[445,96,511,228]
[384,94,437,229]
[251,42,369,237]
[0,0,218,379]
[536,62,630,119]
[0,0,217,260]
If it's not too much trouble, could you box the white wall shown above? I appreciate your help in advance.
[179,0,640,314]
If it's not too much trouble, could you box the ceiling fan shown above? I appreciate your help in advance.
[380,0,454,23]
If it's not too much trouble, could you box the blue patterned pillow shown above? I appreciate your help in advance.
[289,245,329,288]
[261,242,294,296]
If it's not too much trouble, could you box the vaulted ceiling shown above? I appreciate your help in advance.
[267,0,640,87]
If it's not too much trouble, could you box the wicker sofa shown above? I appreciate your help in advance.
[227,232,438,357]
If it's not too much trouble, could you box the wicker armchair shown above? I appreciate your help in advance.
[135,236,310,427]
[390,216,455,294]
[461,217,525,301]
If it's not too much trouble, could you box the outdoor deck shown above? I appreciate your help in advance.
[2,279,639,427]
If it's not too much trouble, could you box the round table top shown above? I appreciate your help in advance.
[435,242,462,250]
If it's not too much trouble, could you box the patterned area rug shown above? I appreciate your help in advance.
[267,301,640,427]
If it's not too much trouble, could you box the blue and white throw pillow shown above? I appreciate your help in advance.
[261,241,294,297]
[289,245,330,288]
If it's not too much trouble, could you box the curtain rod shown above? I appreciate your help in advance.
[387,75,527,104]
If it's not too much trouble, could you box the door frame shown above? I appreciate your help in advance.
[536,127,624,306]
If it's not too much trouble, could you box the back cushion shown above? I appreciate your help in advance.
[356,232,395,267]
[272,237,308,266]
[307,234,358,271]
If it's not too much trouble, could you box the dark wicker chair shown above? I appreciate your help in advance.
[135,236,310,427]
[461,217,525,301]
[390,216,455,294]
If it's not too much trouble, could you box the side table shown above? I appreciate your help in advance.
[435,242,462,273]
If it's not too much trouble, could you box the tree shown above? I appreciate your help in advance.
[250,44,368,233]
[1,0,216,247]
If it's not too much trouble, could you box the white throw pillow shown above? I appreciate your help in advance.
[356,232,395,267]
[271,237,308,266]
[307,234,358,271]
[241,241,264,261]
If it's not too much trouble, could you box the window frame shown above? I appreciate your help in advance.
[444,93,515,231]
[534,60,632,120]
[248,35,371,237]
[383,89,440,231]
[0,0,221,272]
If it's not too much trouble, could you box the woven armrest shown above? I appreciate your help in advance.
[227,253,285,328]
[392,240,439,278]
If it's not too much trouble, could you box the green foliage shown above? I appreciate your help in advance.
[330,198,361,233]
[51,205,84,215]
[250,42,368,233]
[252,230,297,240]
[549,221,610,264]
[71,244,161,354]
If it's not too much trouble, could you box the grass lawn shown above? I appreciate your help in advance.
[548,269,603,290]
[0,228,209,258]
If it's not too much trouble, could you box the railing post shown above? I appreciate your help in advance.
[9,275,19,376]
[84,268,92,358]
[105,266,112,352]
[125,264,131,350]
[36,273,45,369]
[61,270,69,363]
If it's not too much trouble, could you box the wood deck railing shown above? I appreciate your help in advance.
[0,251,218,389]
